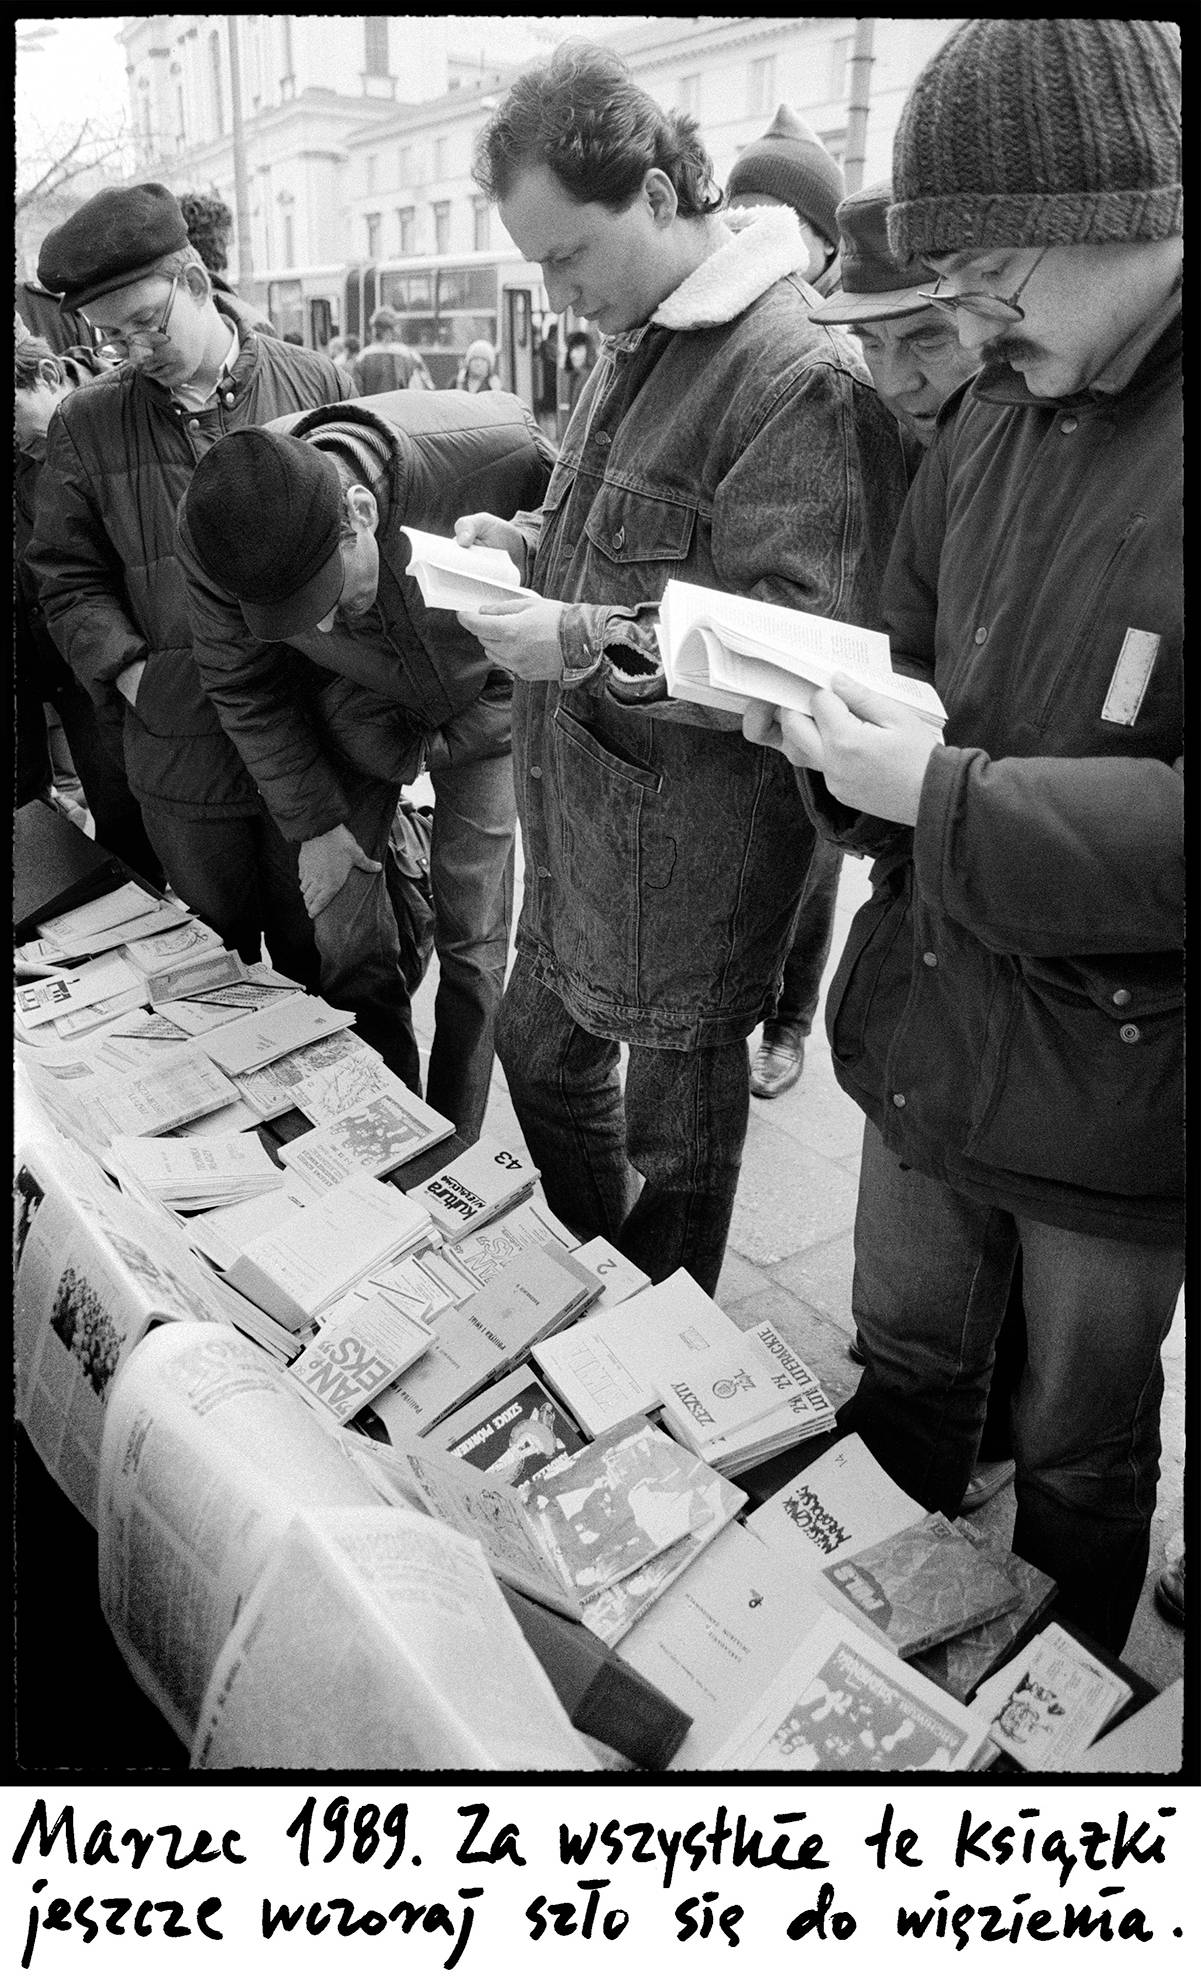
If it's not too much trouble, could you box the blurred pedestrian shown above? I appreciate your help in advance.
[454,338,502,392]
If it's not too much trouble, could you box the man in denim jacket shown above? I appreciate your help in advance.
[456,43,907,1296]
[747,19,1183,1652]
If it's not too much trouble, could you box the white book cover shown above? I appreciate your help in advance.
[288,1297,434,1424]
[659,577,946,728]
[225,1172,433,1330]
[182,1175,320,1271]
[971,1622,1133,1771]
[196,996,357,1075]
[361,1251,454,1328]
[15,951,143,1029]
[37,880,164,945]
[709,1607,993,1772]
[657,1327,808,1454]
[121,917,227,975]
[532,1268,745,1437]
[446,1197,576,1287]
[38,897,192,961]
[569,1236,652,1309]
[400,524,536,609]
[104,1131,282,1208]
[405,1135,539,1234]
[747,1431,926,1569]
[280,1088,454,1190]
[233,1029,383,1122]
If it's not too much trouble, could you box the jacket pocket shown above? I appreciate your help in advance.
[963,959,1183,1197]
[826,862,913,1074]
[582,485,697,578]
[547,705,663,988]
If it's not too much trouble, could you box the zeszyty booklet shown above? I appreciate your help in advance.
[658,577,946,728]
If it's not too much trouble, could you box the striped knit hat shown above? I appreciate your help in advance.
[889,19,1182,260]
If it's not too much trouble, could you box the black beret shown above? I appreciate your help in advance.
[38,183,190,312]
[182,428,346,640]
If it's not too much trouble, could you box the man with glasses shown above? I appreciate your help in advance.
[27,183,354,977]
[745,19,1182,1655]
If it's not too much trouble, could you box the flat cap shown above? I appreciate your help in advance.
[809,181,935,324]
[182,427,346,640]
[38,183,190,312]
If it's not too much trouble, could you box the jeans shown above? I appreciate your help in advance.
[140,800,320,991]
[840,1120,1184,1652]
[496,952,750,1297]
[770,836,843,1037]
[315,718,516,1140]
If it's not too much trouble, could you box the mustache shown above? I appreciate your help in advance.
[981,333,1042,367]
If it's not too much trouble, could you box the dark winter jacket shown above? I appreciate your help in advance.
[505,205,909,1046]
[807,308,1184,1243]
[178,390,556,843]
[26,301,354,817]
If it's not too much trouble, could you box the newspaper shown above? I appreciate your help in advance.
[96,1321,379,1747]
[190,1506,597,1770]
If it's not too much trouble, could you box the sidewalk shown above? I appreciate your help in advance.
[410,819,1185,1693]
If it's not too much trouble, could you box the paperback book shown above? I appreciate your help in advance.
[445,1197,577,1288]
[424,1362,587,1498]
[224,1171,436,1331]
[404,1134,539,1236]
[287,1296,434,1424]
[747,1432,926,1569]
[279,1087,455,1189]
[400,524,537,609]
[194,996,357,1076]
[819,1509,1021,1660]
[909,1525,1057,1704]
[970,1621,1133,1771]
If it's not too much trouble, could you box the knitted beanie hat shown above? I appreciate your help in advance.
[726,105,845,249]
[889,18,1182,260]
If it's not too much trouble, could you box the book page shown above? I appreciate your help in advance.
[190,1507,596,1770]
[400,524,536,609]
[97,1321,378,1747]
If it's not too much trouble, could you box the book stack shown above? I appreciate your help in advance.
[279,1086,455,1190]
[656,1316,835,1473]
[104,1131,286,1213]
[444,1198,577,1288]
[224,1172,438,1332]
[817,1510,1023,1661]
[287,1298,436,1426]
[370,1243,604,1438]
[404,1134,540,1237]
[32,881,192,962]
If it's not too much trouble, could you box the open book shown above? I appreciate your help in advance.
[658,577,946,728]
[401,525,538,610]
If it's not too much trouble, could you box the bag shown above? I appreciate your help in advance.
[386,798,436,995]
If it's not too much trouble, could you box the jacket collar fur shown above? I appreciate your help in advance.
[651,204,810,332]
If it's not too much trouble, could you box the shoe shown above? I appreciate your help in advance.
[1155,1554,1185,1628]
[959,1458,1016,1512]
[847,1334,866,1366]
[750,1023,806,1099]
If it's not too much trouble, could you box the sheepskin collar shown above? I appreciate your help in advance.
[651,204,809,332]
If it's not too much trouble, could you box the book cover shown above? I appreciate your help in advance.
[819,1510,1022,1659]
[445,1197,576,1287]
[426,1364,587,1500]
[404,1135,539,1235]
[195,997,357,1076]
[532,1267,744,1437]
[279,1088,455,1189]
[747,1432,925,1570]
[708,1607,993,1772]
[120,917,227,975]
[909,1529,1057,1704]
[527,1416,738,1598]
[568,1236,652,1309]
[579,1471,746,1647]
[971,1622,1133,1771]
[225,1172,433,1331]
[287,1297,434,1425]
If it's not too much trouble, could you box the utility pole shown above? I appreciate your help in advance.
[226,15,253,287]
[843,17,877,195]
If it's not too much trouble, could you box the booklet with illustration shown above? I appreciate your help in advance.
[400,524,537,610]
[819,1509,1022,1659]
[657,577,946,728]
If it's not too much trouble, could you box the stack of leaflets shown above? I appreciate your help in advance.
[422,1362,588,1500]
[232,1027,380,1121]
[970,1621,1133,1771]
[404,1134,539,1236]
[568,1237,652,1310]
[154,968,305,1037]
[818,1510,1022,1660]
[279,1086,455,1190]
[18,1040,242,1153]
[178,1175,319,1271]
[400,524,537,610]
[15,951,144,1036]
[287,1297,435,1426]
[707,1607,993,1772]
[371,1243,604,1438]
[104,1131,286,1211]
[119,917,228,980]
[194,996,357,1077]
[531,1267,833,1466]
[33,882,192,961]
[657,577,947,728]
[445,1197,577,1288]
[224,1171,437,1331]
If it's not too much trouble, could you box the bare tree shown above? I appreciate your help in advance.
[16,115,134,216]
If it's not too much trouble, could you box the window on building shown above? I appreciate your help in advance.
[818,128,848,169]
[472,196,491,252]
[678,73,699,115]
[365,212,381,259]
[283,211,295,267]
[747,54,775,116]
[366,153,378,193]
[397,206,415,255]
[433,136,448,179]
[364,17,389,77]
[830,34,855,101]
[433,201,451,254]
[209,28,225,135]
[280,15,295,98]
[176,86,186,146]
[398,144,412,183]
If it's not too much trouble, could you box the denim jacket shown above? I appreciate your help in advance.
[507,206,910,1046]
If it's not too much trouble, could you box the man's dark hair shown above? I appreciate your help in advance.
[179,191,233,273]
[473,41,721,219]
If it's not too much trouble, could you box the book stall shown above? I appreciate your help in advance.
[13,796,1173,1774]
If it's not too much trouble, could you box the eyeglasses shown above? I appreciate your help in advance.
[917,248,1049,326]
[88,273,179,357]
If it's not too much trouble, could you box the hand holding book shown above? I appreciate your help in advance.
[744,672,942,828]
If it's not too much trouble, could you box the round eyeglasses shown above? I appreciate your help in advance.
[87,273,179,358]
[917,247,1049,326]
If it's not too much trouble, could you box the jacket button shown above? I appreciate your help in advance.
[594,431,610,448]
[612,527,625,550]
[1060,415,1078,434]
[536,865,551,880]
[891,1092,906,1107]
[1111,988,1131,1006]
[187,417,200,431]
[1119,1023,1141,1044]
[922,950,937,967]
[224,392,235,406]
[529,765,542,778]
[973,626,988,645]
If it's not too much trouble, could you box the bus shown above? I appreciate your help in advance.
[267,249,588,429]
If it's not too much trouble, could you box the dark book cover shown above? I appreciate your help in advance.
[434,1364,587,1500]
[820,1510,1022,1659]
